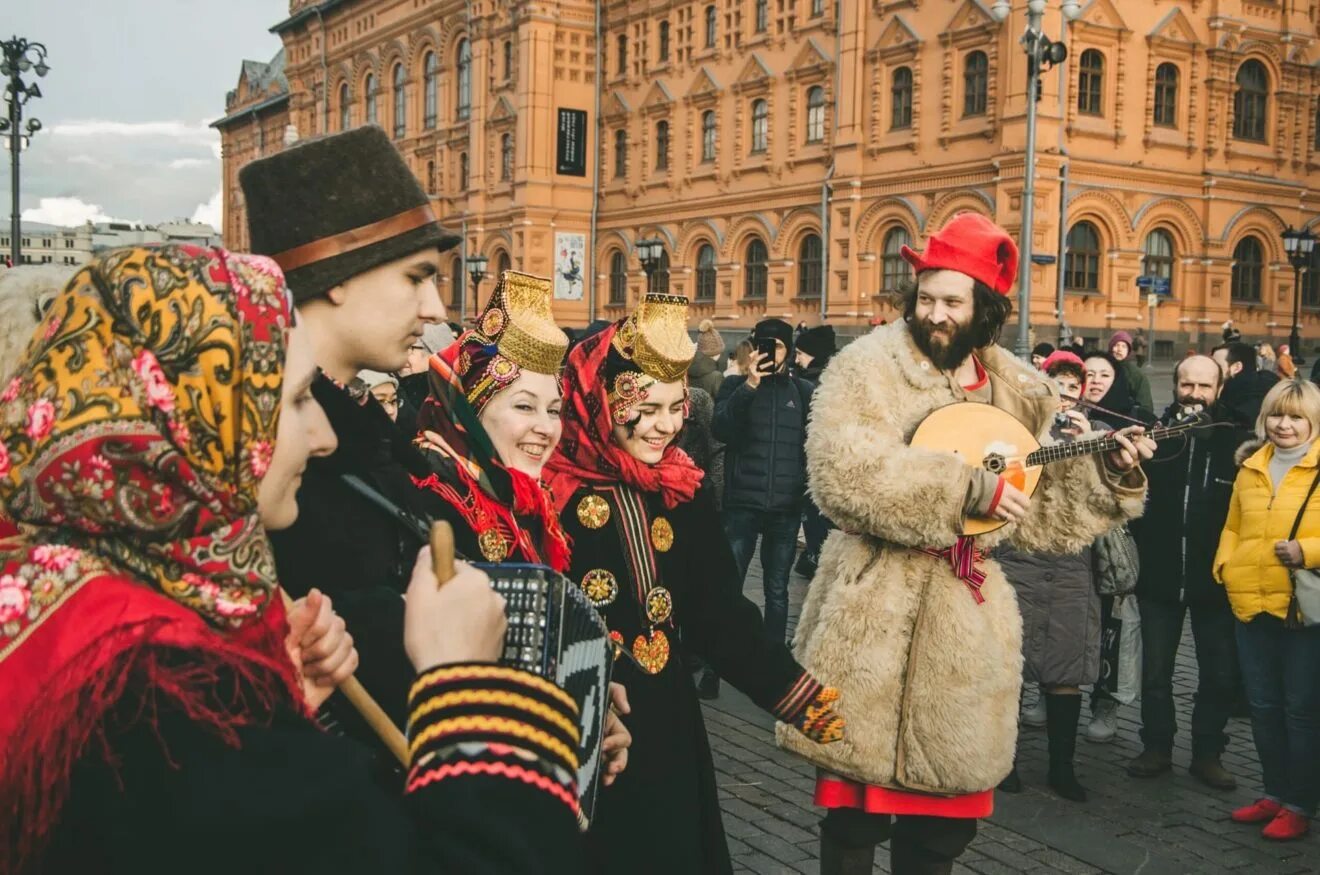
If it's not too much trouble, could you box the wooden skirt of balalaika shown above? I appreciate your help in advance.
[472,561,614,829]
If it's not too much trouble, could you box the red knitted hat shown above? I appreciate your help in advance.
[901,212,1019,296]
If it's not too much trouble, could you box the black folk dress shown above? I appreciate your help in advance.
[560,483,822,874]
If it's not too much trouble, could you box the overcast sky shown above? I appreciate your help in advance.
[3,1,284,230]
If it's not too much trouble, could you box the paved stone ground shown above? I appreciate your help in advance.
[704,564,1320,874]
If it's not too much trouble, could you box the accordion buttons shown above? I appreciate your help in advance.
[577,494,611,529]
[581,568,619,606]
[478,529,509,562]
[651,516,674,552]
[645,587,673,625]
[632,629,671,674]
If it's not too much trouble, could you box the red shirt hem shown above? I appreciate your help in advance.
[815,775,994,819]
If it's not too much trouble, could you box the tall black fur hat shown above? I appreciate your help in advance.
[240,126,460,302]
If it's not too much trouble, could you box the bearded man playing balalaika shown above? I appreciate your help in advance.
[777,212,1156,875]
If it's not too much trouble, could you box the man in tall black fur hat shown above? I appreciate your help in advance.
[242,126,459,735]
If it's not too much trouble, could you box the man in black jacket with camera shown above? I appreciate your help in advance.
[1126,354,1250,789]
[714,318,815,646]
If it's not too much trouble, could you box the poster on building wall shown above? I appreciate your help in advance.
[556,109,588,176]
[554,232,586,300]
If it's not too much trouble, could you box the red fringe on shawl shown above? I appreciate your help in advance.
[0,577,302,874]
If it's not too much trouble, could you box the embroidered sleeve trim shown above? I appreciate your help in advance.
[410,716,578,767]
[406,759,579,813]
[772,671,825,724]
[411,664,578,713]
[409,689,581,743]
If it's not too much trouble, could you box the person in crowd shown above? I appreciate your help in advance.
[357,369,400,422]
[1258,342,1278,375]
[544,293,844,873]
[1277,344,1298,379]
[1070,334,1088,358]
[778,213,1152,875]
[397,321,456,433]
[1214,342,1280,428]
[1214,378,1320,842]
[1031,342,1055,370]
[0,245,586,874]
[793,324,838,580]
[1125,355,1242,791]
[726,337,754,378]
[995,353,1103,803]
[690,318,726,399]
[1109,331,1154,413]
[713,317,816,645]
[1223,320,1243,344]
[1132,328,1149,368]
[0,263,75,381]
[242,127,457,738]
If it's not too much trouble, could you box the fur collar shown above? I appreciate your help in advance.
[1235,437,1266,468]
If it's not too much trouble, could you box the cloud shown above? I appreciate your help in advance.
[191,189,222,229]
[169,158,211,170]
[67,154,110,169]
[50,119,217,146]
[22,196,127,226]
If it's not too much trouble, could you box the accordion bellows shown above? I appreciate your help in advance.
[478,271,568,375]
[612,293,696,383]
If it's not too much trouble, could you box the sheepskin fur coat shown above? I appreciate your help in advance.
[776,321,1147,795]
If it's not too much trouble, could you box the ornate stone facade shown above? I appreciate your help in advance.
[217,0,1320,348]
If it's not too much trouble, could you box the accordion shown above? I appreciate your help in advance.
[473,562,614,828]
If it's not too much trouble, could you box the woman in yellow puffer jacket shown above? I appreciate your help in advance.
[1213,378,1320,842]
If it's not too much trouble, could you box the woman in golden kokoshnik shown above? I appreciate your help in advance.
[544,292,846,873]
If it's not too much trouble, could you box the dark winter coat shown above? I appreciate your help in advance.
[994,544,1100,687]
[687,353,724,401]
[269,374,435,731]
[559,485,821,873]
[677,387,725,509]
[1132,390,1264,606]
[712,371,814,512]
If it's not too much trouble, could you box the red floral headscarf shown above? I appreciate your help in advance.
[544,323,703,512]
[0,245,302,869]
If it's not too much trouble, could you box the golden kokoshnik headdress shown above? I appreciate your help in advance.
[606,293,697,425]
[453,270,570,412]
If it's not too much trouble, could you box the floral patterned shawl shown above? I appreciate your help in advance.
[0,245,303,870]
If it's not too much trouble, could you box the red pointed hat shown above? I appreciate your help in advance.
[900,212,1019,295]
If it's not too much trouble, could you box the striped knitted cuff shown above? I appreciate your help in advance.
[405,664,581,812]
[772,671,825,725]
[773,673,845,744]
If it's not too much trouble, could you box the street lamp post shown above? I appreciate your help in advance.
[0,36,50,269]
[636,237,664,295]
[466,253,488,318]
[1282,226,1316,365]
[990,0,1079,358]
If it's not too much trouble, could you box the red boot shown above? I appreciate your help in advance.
[1231,798,1282,824]
[1261,809,1310,841]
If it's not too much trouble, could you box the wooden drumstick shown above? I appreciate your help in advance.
[429,520,457,585]
[279,589,410,767]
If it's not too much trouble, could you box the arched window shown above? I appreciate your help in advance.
[704,5,717,48]
[702,110,717,162]
[456,39,472,120]
[450,257,465,308]
[1234,60,1268,142]
[751,99,769,153]
[654,249,671,294]
[891,67,913,130]
[963,51,988,117]
[806,86,826,143]
[1143,229,1175,291]
[1153,63,1178,128]
[392,63,406,139]
[501,133,514,181]
[423,52,438,129]
[744,238,768,299]
[504,40,513,79]
[609,250,629,305]
[459,151,469,190]
[1304,244,1320,307]
[1064,222,1101,291]
[798,234,823,298]
[696,244,717,300]
[755,0,768,33]
[1078,50,1104,116]
[658,21,671,62]
[881,226,910,291]
[338,82,351,130]
[1231,236,1264,302]
[616,34,628,75]
[614,129,628,178]
[656,120,670,170]
[497,251,512,277]
[364,73,377,125]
